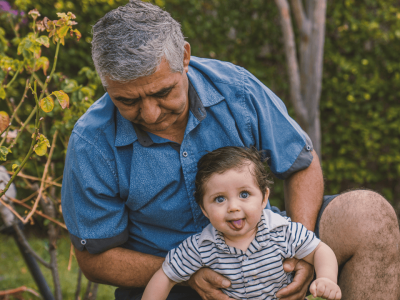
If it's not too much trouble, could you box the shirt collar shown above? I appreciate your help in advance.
[187,64,225,108]
[197,209,290,250]
[114,78,210,148]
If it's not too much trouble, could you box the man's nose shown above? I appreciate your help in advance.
[140,97,161,124]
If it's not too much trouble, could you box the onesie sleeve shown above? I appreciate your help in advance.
[283,222,320,259]
[61,132,128,254]
[162,235,203,283]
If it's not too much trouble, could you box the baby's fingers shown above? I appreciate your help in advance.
[327,289,337,300]
[309,281,317,297]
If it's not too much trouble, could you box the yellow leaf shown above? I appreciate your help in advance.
[72,29,81,41]
[0,111,9,132]
[0,146,11,161]
[34,134,50,156]
[12,164,19,171]
[0,86,5,100]
[40,96,54,113]
[36,36,50,48]
[52,90,69,109]
[37,56,50,75]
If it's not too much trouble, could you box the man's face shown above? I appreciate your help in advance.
[105,46,190,134]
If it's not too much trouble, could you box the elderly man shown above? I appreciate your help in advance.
[61,1,400,299]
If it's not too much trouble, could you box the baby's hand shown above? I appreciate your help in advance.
[310,277,341,300]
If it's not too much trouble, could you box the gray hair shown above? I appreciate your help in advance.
[92,0,186,86]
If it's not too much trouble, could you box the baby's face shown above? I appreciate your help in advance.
[201,164,269,244]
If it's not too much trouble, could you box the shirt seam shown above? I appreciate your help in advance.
[71,131,119,184]
[240,68,255,146]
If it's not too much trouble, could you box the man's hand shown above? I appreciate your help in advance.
[187,268,235,300]
[275,258,314,300]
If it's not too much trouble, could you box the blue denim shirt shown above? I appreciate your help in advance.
[61,57,313,257]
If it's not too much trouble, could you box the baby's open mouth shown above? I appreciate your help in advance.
[228,218,245,230]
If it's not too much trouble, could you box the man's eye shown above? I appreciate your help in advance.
[214,196,225,204]
[155,91,171,98]
[121,100,138,106]
[240,191,249,199]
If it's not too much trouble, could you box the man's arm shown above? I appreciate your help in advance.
[75,247,164,288]
[283,149,324,230]
[276,149,324,300]
[76,244,235,300]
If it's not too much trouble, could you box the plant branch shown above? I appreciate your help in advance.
[7,195,67,229]
[0,79,30,147]
[23,130,58,224]
[5,63,23,89]
[12,221,52,269]
[0,196,25,222]
[68,242,75,271]
[0,286,41,297]
[8,106,37,149]
[6,171,62,188]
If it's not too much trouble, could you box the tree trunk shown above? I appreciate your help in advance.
[274,0,327,158]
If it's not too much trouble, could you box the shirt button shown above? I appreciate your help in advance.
[306,145,312,151]
[182,151,188,157]
[244,257,249,261]
[81,239,87,245]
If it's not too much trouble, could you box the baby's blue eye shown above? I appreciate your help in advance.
[240,191,249,198]
[214,196,225,203]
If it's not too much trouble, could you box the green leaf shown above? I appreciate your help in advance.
[0,146,11,161]
[0,111,9,132]
[34,134,50,156]
[12,164,19,171]
[52,90,69,109]
[0,86,5,100]
[40,96,54,113]
[36,36,50,48]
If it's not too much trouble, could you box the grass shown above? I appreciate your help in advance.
[0,233,115,299]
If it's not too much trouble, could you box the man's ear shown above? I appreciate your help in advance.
[200,205,209,219]
[262,188,270,209]
[183,42,191,73]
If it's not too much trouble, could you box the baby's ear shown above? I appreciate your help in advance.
[262,188,270,209]
[200,206,209,219]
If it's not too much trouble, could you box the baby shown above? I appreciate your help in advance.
[143,146,341,300]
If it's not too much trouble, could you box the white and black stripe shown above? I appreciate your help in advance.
[162,209,320,300]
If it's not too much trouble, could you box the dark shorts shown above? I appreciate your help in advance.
[115,195,338,300]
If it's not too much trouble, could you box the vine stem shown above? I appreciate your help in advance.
[23,130,58,224]
[0,86,41,200]
[7,40,61,149]
[5,63,23,89]
[0,79,30,147]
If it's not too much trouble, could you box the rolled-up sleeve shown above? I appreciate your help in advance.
[61,132,128,254]
[242,71,314,179]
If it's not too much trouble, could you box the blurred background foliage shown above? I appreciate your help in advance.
[0,0,398,215]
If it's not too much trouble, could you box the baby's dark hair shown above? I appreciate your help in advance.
[194,146,273,207]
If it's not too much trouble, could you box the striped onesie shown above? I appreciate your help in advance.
[162,209,320,300]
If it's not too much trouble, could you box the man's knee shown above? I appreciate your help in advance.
[320,190,400,263]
